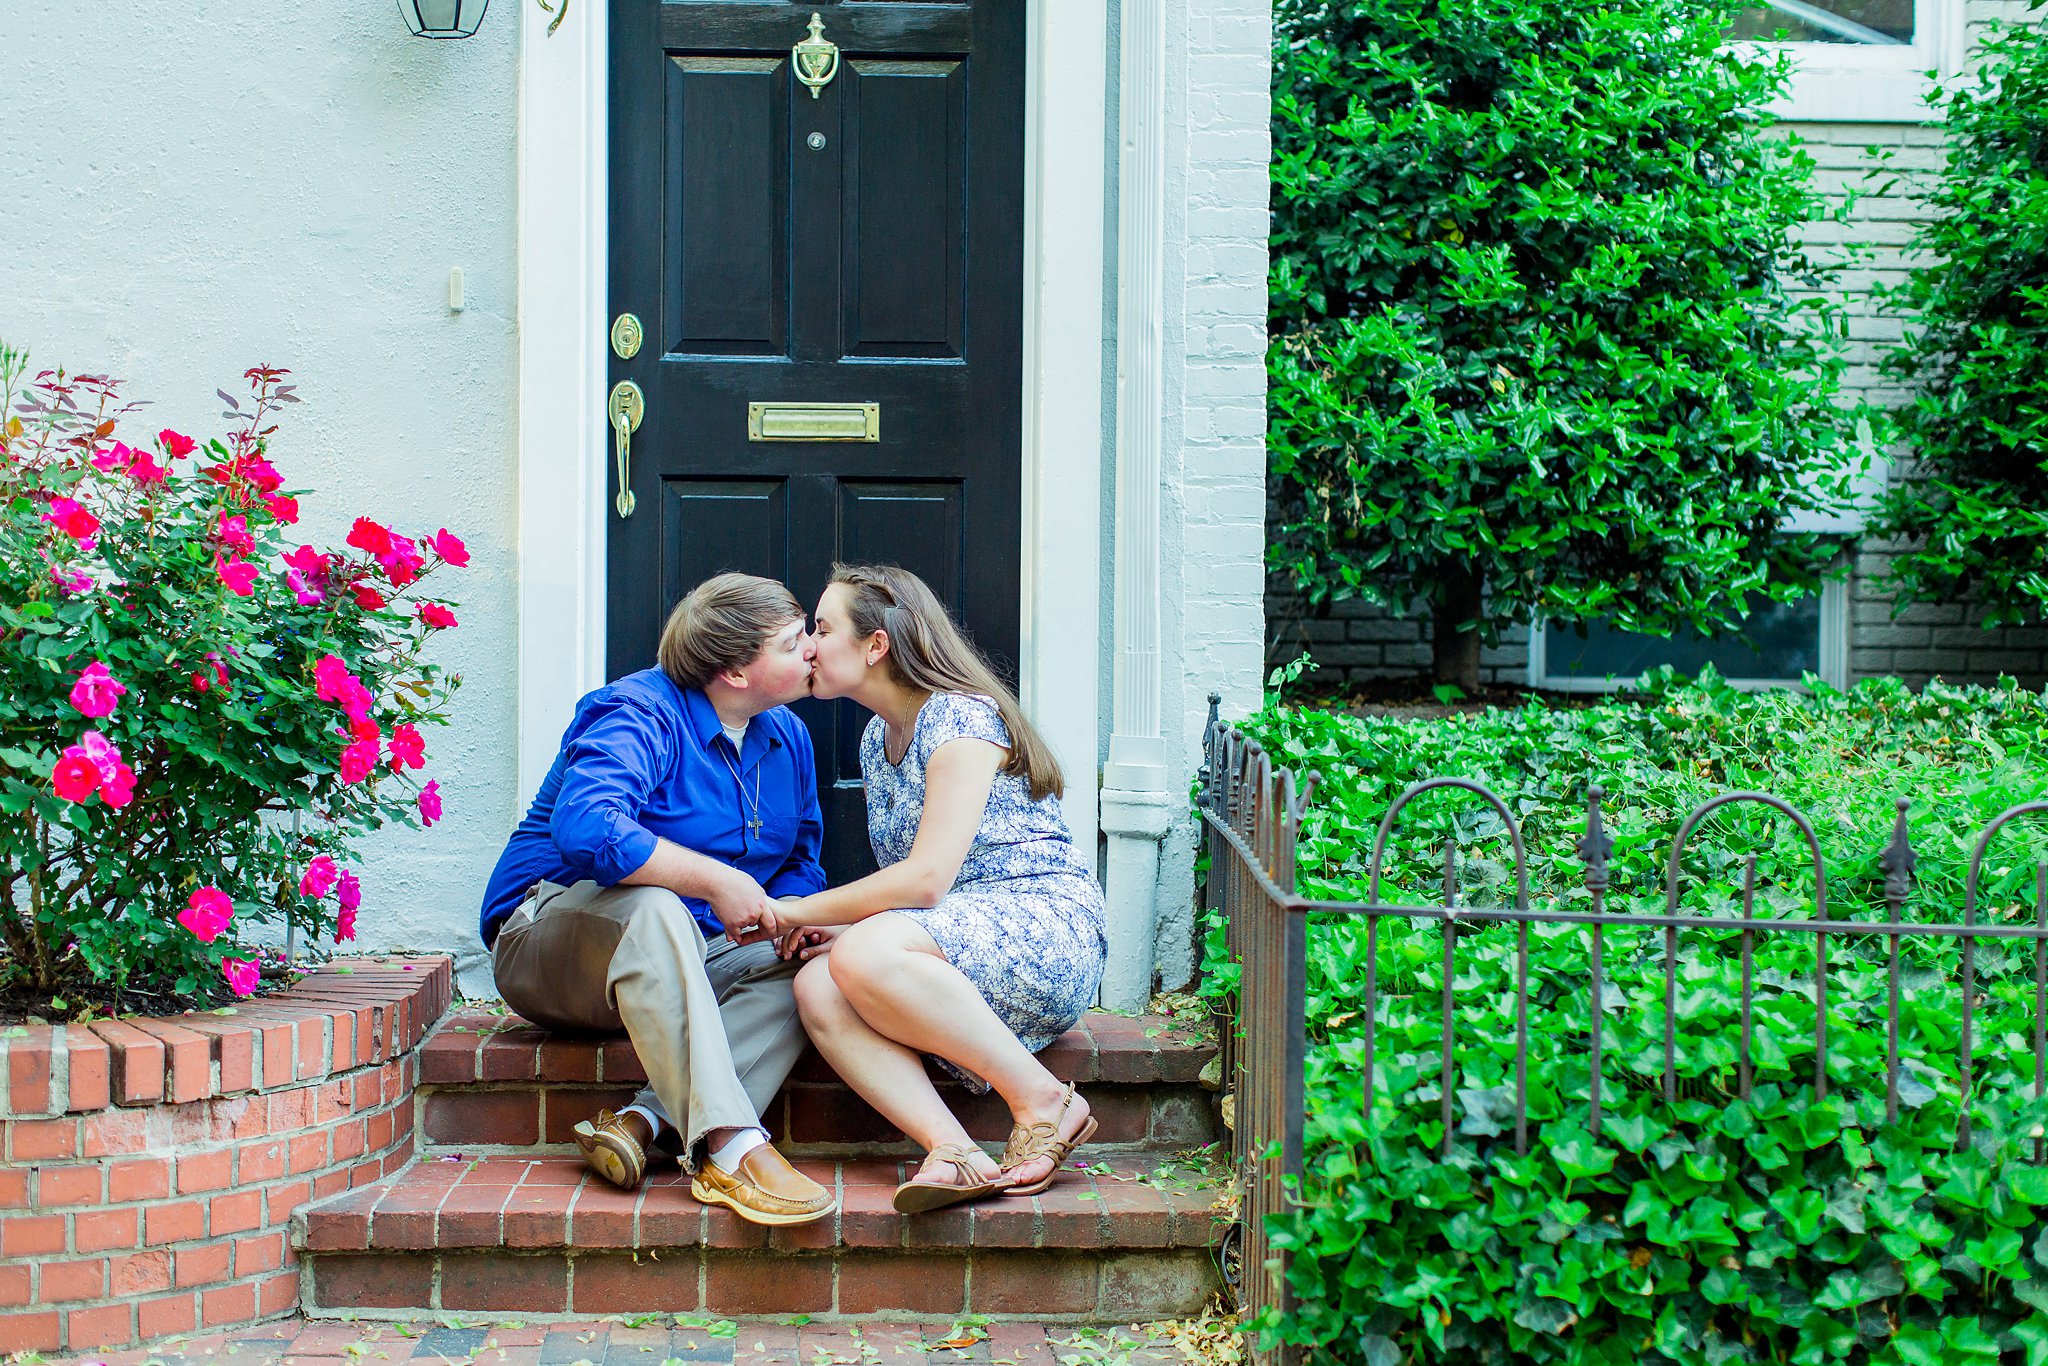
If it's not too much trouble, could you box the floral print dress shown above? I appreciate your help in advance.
[861,692,1107,1089]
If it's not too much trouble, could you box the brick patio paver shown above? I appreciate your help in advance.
[20,1314,1206,1366]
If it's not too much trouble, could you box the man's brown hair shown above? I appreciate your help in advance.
[657,573,805,689]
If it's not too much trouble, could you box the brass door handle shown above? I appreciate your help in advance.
[609,380,644,519]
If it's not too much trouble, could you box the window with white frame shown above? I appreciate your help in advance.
[1531,578,1849,693]
[1729,0,1963,123]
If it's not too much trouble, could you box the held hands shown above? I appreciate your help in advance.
[709,869,781,945]
[777,924,844,962]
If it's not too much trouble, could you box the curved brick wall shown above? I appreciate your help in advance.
[0,956,452,1355]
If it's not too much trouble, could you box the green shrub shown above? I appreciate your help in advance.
[1267,0,1862,688]
[0,349,463,1010]
[1873,3,2048,625]
[1207,676,2048,1363]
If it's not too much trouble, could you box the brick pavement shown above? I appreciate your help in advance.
[20,1314,1207,1366]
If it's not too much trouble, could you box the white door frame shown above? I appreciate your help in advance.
[513,0,1107,847]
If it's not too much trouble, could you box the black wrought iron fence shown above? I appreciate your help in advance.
[1196,701,2048,1365]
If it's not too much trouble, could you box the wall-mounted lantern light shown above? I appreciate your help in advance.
[397,0,490,38]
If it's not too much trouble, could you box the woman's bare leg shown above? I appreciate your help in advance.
[793,957,1002,1183]
[826,913,1091,1190]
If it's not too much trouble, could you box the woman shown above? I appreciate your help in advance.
[773,564,1107,1212]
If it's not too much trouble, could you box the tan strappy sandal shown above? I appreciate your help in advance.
[999,1084,1098,1197]
[892,1143,1015,1214]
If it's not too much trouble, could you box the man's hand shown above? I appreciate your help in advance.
[706,869,779,944]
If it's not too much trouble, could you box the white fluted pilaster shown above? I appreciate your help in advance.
[1098,0,1171,1013]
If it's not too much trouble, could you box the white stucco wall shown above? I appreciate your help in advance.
[0,3,520,991]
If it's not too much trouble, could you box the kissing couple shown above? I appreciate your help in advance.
[476,566,1107,1225]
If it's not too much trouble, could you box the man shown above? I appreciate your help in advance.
[478,573,833,1225]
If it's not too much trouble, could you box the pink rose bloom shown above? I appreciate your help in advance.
[68,662,126,719]
[430,529,469,567]
[241,456,283,494]
[337,869,362,915]
[264,494,299,524]
[216,513,254,555]
[313,654,353,698]
[314,657,376,723]
[387,722,425,773]
[339,678,373,722]
[179,886,234,943]
[287,568,324,606]
[299,854,339,899]
[91,442,133,473]
[336,901,358,943]
[347,517,394,557]
[352,583,387,611]
[419,603,458,630]
[221,957,260,997]
[78,730,122,771]
[285,545,331,577]
[127,450,169,485]
[99,762,136,810]
[43,497,100,540]
[216,556,258,596]
[417,779,443,828]
[377,534,425,588]
[158,428,196,458]
[52,751,100,802]
[338,737,378,784]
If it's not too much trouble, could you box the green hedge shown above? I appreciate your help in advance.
[1207,675,2048,1365]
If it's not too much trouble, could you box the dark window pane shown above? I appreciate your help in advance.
[1727,0,1913,44]
[1544,594,1823,685]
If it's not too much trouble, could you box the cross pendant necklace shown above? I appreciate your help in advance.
[718,746,764,844]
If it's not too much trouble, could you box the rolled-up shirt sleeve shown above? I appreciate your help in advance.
[547,698,667,885]
[764,723,827,899]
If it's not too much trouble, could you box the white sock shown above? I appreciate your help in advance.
[621,1104,667,1143]
[708,1127,771,1173]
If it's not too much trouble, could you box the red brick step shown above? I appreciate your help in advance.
[415,1010,1219,1158]
[293,1152,1226,1321]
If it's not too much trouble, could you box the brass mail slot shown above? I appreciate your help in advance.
[747,401,880,442]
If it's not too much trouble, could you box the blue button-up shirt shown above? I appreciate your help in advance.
[478,668,826,945]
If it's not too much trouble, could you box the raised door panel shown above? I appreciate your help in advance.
[842,59,967,360]
[665,56,790,357]
[658,479,790,621]
[829,480,965,776]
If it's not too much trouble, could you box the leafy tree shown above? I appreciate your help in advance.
[1267,0,1861,689]
[1872,4,2048,624]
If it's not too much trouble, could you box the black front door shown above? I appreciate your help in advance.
[606,0,1026,880]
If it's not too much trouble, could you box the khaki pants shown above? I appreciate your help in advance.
[490,879,805,1170]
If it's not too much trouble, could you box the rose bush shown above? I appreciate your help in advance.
[0,346,463,1010]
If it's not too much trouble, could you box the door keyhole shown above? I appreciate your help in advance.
[807,132,827,151]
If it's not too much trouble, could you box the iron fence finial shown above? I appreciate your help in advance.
[1881,798,1917,905]
[1579,785,1614,893]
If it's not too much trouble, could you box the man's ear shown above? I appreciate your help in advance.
[717,663,753,692]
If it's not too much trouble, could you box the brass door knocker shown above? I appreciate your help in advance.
[793,14,840,99]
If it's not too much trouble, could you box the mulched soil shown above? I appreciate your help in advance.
[28,1315,1216,1366]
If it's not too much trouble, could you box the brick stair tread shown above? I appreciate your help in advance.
[420,1009,1215,1089]
[297,1152,1228,1255]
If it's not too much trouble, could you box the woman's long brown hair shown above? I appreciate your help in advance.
[829,563,1064,801]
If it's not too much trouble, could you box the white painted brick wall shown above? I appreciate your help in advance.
[1269,5,2048,692]
[1153,0,1271,985]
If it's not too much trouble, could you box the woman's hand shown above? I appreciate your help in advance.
[778,924,845,962]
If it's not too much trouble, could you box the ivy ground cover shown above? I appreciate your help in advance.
[1212,675,2048,1365]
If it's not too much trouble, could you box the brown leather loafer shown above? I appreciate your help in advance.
[573,1110,649,1191]
[690,1144,835,1226]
